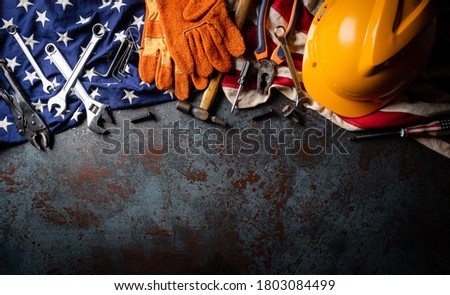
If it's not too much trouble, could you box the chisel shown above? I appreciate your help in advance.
[231,60,251,113]
[349,118,450,141]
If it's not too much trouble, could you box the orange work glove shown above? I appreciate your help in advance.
[139,0,208,100]
[154,0,246,78]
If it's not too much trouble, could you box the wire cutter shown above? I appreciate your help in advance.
[0,60,52,150]
[254,0,302,95]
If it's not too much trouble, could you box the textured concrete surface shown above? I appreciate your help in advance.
[1,90,450,275]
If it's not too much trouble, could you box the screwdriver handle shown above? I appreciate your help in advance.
[349,118,450,141]
[403,119,450,137]
[237,61,251,85]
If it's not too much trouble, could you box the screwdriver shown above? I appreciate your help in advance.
[349,118,450,141]
[231,60,251,113]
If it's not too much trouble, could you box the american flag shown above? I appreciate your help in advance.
[0,0,174,146]
[222,0,450,158]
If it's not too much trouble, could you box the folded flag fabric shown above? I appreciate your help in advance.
[221,0,450,159]
[0,0,175,146]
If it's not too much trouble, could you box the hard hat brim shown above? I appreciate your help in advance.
[302,64,397,118]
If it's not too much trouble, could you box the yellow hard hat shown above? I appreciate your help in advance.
[303,0,437,118]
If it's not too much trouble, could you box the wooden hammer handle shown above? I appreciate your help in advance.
[234,0,255,31]
[199,0,254,111]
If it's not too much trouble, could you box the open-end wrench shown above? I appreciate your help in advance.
[47,23,106,116]
[7,25,55,94]
[45,43,113,134]
[275,25,309,108]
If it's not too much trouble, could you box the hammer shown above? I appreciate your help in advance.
[176,0,254,126]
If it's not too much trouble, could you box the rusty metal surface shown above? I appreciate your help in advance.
[1,92,450,275]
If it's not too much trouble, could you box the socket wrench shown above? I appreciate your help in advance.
[7,25,55,94]
[47,23,106,116]
[45,43,113,134]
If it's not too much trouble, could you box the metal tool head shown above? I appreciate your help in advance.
[176,100,210,121]
[47,98,67,116]
[6,25,17,35]
[92,23,106,38]
[86,104,114,134]
[20,110,53,149]
[15,111,52,150]
[176,100,193,114]
[28,128,52,150]
[210,116,228,127]
[296,95,310,110]
[256,59,276,95]
[274,25,287,40]
[282,104,304,125]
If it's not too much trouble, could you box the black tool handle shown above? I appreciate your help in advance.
[237,61,251,85]
[0,61,48,135]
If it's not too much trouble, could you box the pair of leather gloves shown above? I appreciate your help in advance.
[139,0,245,100]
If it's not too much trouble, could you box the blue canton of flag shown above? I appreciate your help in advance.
[0,0,175,146]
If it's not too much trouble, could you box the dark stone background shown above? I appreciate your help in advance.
[1,1,450,275]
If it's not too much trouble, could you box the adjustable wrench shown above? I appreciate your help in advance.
[7,25,55,94]
[45,43,113,134]
[47,23,106,116]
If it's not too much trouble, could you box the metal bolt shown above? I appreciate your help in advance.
[130,111,155,124]
[252,108,276,122]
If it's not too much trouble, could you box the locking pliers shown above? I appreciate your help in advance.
[0,60,52,150]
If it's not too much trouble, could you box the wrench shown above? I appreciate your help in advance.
[7,25,55,94]
[275,26,309,108]
[45,43,113,134]
[47,23,106,116]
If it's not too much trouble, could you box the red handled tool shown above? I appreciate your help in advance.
[349,118,450,141]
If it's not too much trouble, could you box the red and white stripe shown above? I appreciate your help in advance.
[222,0,450,158]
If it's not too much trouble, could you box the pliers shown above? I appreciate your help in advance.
[0,60,52,150]
[255,0,302,95]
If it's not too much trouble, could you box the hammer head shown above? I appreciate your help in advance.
[193,108,209,121]
[176,100,227,126]
[176,101,192,114]
[176,100,210,121]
